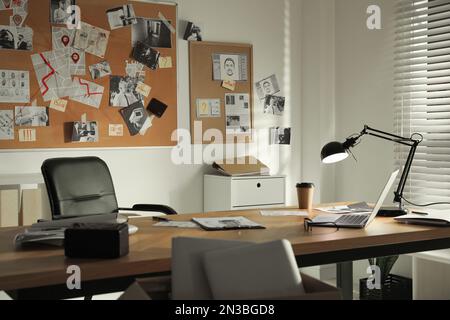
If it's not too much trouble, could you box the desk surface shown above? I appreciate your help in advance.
[1,204,450,291]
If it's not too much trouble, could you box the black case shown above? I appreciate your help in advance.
[64,223,129,259]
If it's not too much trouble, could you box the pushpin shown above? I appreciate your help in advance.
[71,52,80,63]
[61,35,70,47]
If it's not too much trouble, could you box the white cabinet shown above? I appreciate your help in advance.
[204,175,286,212]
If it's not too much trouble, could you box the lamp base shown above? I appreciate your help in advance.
[377,206,408,218]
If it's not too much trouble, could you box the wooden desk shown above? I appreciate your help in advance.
[2,205,450,299]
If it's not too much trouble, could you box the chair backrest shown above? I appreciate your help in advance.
[41,157,119,219]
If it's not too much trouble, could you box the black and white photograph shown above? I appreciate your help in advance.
[109,75,144,107]
[264,95,285,116]
[183,21,202,41]
[270,127,291,145]
[213,53,248,81]
[0,25,33,51]
[132,41,160,70]
[0,69,30,103]
[255,74,280,100]
[106,4,137,30]
[50,0,75,24]
[132,18,172,49]
[14,106,49,127]
[120,101,150,136]
[89,61,112,80]
[72,121,99,143]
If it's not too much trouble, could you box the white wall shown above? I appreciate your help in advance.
[0,0,303,214]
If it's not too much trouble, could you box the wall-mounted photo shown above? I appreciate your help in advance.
[132,18,172,49]
[0,25,33,51]
[255,74,280,100]
[264,95,285,116]
[270,127,291,145]
[109,75,144,107]
[213,53,248,81]
[14,106,49,127]
[132,41,160,70]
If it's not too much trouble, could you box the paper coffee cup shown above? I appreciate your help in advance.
[296,183,314,210]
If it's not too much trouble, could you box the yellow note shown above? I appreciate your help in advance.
[49,99,68,112]
[222,80,236,91]
[109,124,124,137]
[19,129,36,142]
[136,81,152,97]
[159,56,173,69]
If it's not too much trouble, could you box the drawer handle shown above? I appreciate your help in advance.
[257,183,261,188]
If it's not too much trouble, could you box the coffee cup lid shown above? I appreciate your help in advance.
[296,182,315,188]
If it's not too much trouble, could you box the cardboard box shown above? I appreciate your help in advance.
[119,274,341,300]
[212,156,269,177]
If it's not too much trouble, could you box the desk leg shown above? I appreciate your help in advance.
[337,262,353,300]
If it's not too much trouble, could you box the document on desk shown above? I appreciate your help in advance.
[317,202,372,214]
[260,210,309,217]
[154,221,200,229]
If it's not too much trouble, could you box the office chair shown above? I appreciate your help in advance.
[41,157,177,220]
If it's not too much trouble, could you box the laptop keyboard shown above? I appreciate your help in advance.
[336,214,369,225]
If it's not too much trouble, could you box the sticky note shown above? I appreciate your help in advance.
[19,129,36,142]
[222,80,236,91]
[136,81,152,97]
[109,124,124,137]
[159,56,173,69]
[49,98,68,112]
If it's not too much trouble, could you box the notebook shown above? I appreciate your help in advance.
[395,210,450,226]
[192,216,265,231]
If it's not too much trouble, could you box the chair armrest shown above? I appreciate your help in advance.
[130,204,177,215]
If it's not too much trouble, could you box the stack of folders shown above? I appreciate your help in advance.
[395,209,450,226]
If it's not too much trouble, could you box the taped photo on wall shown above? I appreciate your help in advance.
[14,106,49,127]
[255,74,280,100]
[264,95,285,116]
[72,121,99,142]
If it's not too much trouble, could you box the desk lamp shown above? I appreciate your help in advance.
[321,125,422,217]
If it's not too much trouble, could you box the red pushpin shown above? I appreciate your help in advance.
[71,52,80,64]
[61,35,70,47]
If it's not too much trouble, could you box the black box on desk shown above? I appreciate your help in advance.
[64,223,129,259]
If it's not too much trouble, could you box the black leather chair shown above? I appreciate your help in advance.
[41,157,177,220]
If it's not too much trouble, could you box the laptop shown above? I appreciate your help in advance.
[310,170,399,229]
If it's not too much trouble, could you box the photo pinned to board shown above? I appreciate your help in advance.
[72,121,99,143]
[119,100,150,136]
[0,69,30,103]
[14,106,49,127]
[225,93,250,134]
[109,75,144,108]
[125,60,145,78]
[212,53,248,81]
[50,0,76,24]
[264,95,285,116]
[89,61,112,80]
[132,18,172,49]
[132,41,160,70]
[0,109,14,140]
[270,127,291,145]
[255,74,280,100]
[106,4,137,30]
[0,25,32,51]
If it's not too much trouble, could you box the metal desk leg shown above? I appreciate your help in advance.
[337,262,353,300]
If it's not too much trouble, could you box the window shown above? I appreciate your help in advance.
[395,0,450,206]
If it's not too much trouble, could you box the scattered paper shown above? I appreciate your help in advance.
[10,6,27,27]
[0,110,14,140]
[256,74,280,100]
[72,121,98,142]
[0,0,28,11]
[222,79,236,91]
[0,25,32,51]
[51,26,74,49]
[135,81,151,97]
[109,75,144,107]
[73,22,110,58]
[106,4,137,30]
[51,27,85,75]
[109,124,123,137]
[213,53,248,81]
[196,98,221,118]
[31,48,74,101]
[158,12,176,34]
[133,41,160,70]
[132,18,172,49]
[159,56,172,69]
[89,61,111,80]
[70,77,104,109]
[0,69,29,103]
[154,221,199,229]
[120,101,150,136]
[15,106,49,127]
[260,210,309,217]
[225,93,250,133]
[270,127,291,145]
[49,98,68,112]
[18,128,35,142]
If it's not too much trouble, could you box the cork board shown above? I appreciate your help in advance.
[189,41,253,144]
[0,0,177,149]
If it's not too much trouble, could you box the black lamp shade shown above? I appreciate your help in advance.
[321,142,349,164]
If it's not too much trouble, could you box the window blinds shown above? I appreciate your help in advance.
[395,0,450,205]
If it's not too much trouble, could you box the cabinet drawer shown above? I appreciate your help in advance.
[232,178,285,208]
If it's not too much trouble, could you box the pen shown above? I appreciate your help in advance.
[412,211,428,216]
